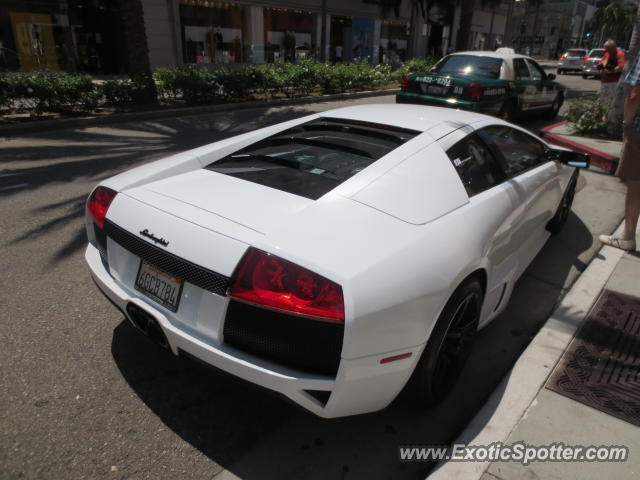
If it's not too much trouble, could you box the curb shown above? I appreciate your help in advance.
[0,88,400,137]
[427,222,627,480]
[540,121,619,174]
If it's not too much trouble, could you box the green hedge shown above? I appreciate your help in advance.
[1,58,436,116]
[565,94,622,138]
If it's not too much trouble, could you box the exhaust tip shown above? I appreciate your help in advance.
[126,303,169,349]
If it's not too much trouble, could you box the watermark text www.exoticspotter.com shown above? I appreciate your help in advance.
[398,442,629,466]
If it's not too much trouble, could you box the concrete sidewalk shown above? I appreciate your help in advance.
[482,249,640,480]
[541,121,621,173]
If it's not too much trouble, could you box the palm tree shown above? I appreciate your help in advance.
[608,1,640,130]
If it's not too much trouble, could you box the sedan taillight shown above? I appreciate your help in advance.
[87,186,118,229]
[465,82,483,101]
[228,248,345,323]
[401,76,408,89]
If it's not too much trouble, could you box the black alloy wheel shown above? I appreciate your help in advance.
[547,173,578,234]
[407,278,483,407]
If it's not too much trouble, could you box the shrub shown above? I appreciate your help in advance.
[394,58,436,80]
[100,77,155,111]
[565,94,611,136]
[215,67,255,100]
[154,66,220,104]
[280,60,319,97]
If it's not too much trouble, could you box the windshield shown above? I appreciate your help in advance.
[431,55,503,79]
[206,118,419,200]
[588,50,605,58]
[566,50,586,57]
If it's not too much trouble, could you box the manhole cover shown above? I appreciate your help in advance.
[546,289,640,427]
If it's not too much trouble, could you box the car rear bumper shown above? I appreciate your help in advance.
[85,243,422,418]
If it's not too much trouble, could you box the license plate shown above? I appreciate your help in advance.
[427,85,445,96]
[134,261,183,312]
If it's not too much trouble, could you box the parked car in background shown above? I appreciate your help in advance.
[85,104,589,418]
[396,49,565,122]
[557,48,587,74]
[582,48,606,78]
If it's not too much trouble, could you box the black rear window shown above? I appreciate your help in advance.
[566,50,586,57]
[206,118,419,200]
[431,54,503,79]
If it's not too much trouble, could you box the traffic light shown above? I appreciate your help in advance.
[585,32,592,38]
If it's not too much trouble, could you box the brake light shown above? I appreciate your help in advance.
[583,56,588,62]
[560,54,566,60]
[401,76,408,89]
[465,82,483,100]
[87,186,118,229]
[228,248,345,323]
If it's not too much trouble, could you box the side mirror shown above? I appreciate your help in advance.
[549,149,590,168]
[547,73,556,80]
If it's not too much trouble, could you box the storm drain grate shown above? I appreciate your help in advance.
[546,289,640,427]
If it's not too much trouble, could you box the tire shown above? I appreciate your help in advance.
[547,171,578,234]
[499,99,518,122]
[558,69,564,75]
[544,93,563,120]
[406,278,483,407]
[582,74,588,79]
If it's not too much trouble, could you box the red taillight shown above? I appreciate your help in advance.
[583,56,588,62]
[401,76,408,89]
[560,54,567,60]
[465,82,483,100]
[228,248,345,323]
[87,186,118,229]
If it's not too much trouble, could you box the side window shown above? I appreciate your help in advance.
[446,133,505,195]
[513,58,531,80]
[477,126,547,177]
[526,59,545,81]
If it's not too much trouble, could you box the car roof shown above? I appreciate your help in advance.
[567,48,587,52]
[320,104,489,132]
[449,50,531,60]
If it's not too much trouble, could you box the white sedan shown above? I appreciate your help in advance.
[85,104,588,418]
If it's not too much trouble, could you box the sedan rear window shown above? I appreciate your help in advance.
[588,50,605,58]
[206,118,419,200]
[431,55,503,79]
[566,50,586,57]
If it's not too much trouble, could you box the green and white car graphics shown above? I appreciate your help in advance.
[397,51,565,121]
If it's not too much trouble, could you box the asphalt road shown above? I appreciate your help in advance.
[0,75,626,480]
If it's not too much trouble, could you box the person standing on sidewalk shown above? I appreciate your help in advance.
[597,40,625,115]
[600,53,640,251]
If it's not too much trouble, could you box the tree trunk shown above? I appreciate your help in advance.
[115,0,157,104]
[457,0,476,51]
[607,2,640,132]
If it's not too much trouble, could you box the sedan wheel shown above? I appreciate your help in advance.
[544,94,563,120]
[407,278,483,407]
[499,100,517,122]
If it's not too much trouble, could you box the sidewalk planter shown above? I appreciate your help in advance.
[0,59,435,120]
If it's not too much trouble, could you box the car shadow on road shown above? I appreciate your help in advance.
[110,210,593,480]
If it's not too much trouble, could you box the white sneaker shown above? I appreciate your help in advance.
[599,235,637,251]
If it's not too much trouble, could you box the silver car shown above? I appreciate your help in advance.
[582,48,606,79]
[557,48,587,74]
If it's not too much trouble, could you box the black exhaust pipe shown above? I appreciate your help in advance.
[126,303,169,349]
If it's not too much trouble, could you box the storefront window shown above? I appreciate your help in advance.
[263,7,316,63]
[0,0,127,73]
[380,20,408,64]
[179,0,247,64]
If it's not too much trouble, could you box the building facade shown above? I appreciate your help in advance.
[505,0,598,59]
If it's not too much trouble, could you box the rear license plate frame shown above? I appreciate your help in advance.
[134,260,184,312]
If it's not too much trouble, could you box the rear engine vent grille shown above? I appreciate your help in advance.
[223,300,344,376]
[104,220,230,296]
